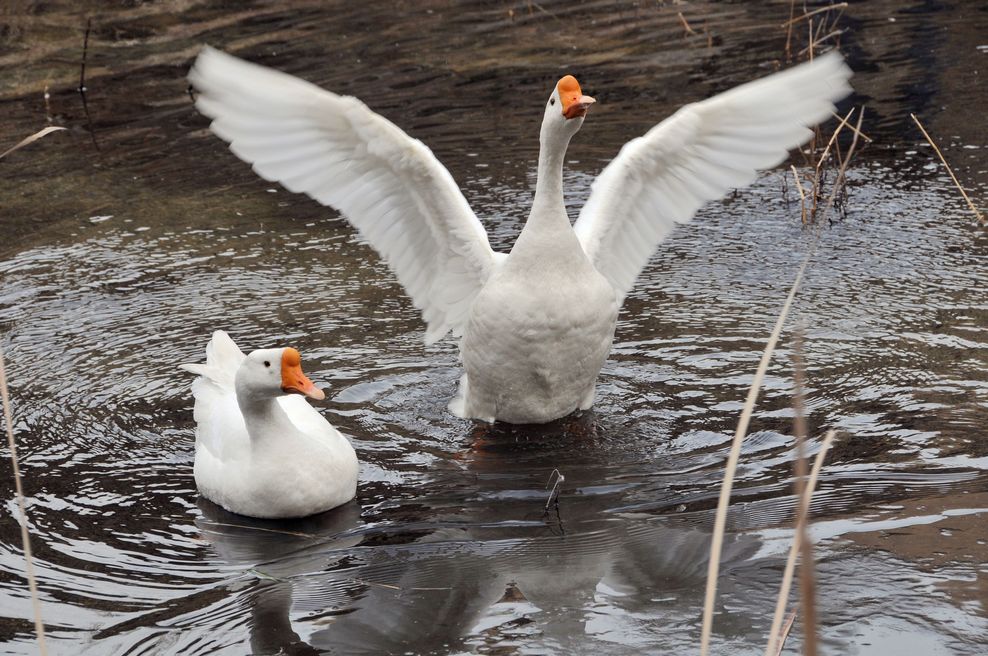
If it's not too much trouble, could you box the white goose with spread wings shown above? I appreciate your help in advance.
[189,47,852,424]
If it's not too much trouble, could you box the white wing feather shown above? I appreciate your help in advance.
[188,46,502,344]
[574,52,853,301]
[179,330,246,457]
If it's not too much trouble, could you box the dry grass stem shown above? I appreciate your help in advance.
[678,12,698,36]
[792,330,818,656]
[780,2,848,27]
[790,165,808,224]
[699,244,822,656]
[763,429,835,656]
[821,109,865,219]
[784,0,797,62]
[0,127,67,161]
[544,468,565,512]
[774,608,799,656]
[1,346,49,654]
[829,111,872,142]
[798,30,846,57]
[810,108,856,213]
[910,113,985,223]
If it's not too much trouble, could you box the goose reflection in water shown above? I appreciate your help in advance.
[195,415,761,653]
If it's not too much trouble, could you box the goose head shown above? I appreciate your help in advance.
[541,75,595,143]
[235,347,325,401]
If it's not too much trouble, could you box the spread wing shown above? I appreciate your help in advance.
[574,52,853,301]
[189,46,503,344]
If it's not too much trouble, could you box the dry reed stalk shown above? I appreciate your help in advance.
[829,111,872,143]
[809,108,856,218]
[821,109,864,217]
[702,108,857,651]
[783,0,797,62]
[791,329,818,656]
[0,127,66,161]
[0,346,49,654]
[790,165,808,224]
[699,244,820,656]
[763,429,835,656]
[910,113,985,223]
[780,2,849,28]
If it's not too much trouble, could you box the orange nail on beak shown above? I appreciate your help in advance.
[557,75,595,120]
[281,347,325,401]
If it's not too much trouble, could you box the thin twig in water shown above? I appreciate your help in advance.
[821,109,865,220]
[1,346,49,654]
[798,29,846,57]
[0,127,67,161]
[197,520,316,539]
[78,18,99,151]
[910,113,985,223]
[810,107,855,219]
[780,2,849,27]
[763,429,835,656]
[829,111,872,143]
[544,468,564,512]
[678,12,697,37]
[43,85,52,124]
[790,165,808,223]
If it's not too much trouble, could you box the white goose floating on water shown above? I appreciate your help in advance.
[181,331,358,518]
[189,48,852,425]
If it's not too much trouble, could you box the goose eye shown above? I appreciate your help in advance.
[263,361,271,368]
[549,97,556,106]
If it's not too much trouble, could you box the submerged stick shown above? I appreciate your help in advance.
[0,346,49,653]
[910,113,985,223]
[763,429,835,656]
[774,608,799,656]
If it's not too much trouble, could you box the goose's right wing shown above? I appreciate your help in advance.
[189,47,502,344]
[575,52,853,301]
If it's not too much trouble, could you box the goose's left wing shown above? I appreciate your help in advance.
[189,47,502,344]
[574,52,852,302]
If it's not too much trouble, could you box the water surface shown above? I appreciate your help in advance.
[1,1,986,654]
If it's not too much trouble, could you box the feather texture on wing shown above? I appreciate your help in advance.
[189,47,503,343]
[574,52,853,301]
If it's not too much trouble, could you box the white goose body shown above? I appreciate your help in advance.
[456,111,619,423]
[189,48,852,425]
[181,331,358,518]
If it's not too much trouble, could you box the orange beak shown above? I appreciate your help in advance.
[557,75,595,120]
[280,347,325,400]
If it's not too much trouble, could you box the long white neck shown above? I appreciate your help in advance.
[235,382,295,443]
[513,121,579,258]
[532,124,571,222]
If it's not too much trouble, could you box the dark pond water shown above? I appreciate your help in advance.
[1,1,986,654]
